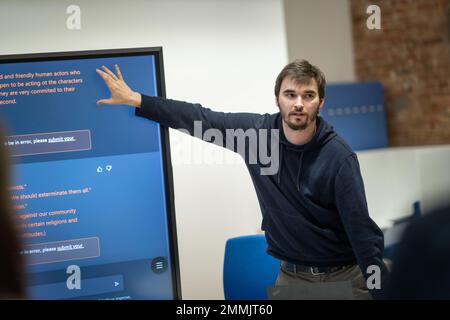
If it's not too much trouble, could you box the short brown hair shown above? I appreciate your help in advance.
[274,59,326,100]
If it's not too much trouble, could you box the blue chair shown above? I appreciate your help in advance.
[223,234,279,300]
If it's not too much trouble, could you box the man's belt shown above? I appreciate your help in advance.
[281,260,354,276]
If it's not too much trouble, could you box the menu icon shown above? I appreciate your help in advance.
[151,257,167,274]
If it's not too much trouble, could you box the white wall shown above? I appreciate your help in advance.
[283,0,356,82]
[415,145,450,214]
[358,145,450,230]
[0,0,288,299]
[357,148,421,229]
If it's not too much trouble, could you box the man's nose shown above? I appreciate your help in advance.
[294,96,303,109]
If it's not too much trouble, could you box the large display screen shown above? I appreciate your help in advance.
[0,48,181,300]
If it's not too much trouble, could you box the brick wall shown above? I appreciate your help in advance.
[350,0,450,146]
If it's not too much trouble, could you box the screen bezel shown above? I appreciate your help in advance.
[0,47,182,300]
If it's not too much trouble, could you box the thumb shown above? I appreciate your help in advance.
[97,99,114,105]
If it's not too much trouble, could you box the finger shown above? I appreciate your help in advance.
[101,65,118,80]
[96,69,114,84]
[97,98,115,105]
[115,64,124,81]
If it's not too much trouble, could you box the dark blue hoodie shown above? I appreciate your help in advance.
[137,95,389,298]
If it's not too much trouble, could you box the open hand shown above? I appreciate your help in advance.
[96,64,141,107]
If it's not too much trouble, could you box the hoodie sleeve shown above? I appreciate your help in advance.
[334,154,389,299]
[136,95,267,149]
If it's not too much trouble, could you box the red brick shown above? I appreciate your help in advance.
[350,0,450,146]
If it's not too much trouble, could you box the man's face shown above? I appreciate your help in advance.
[276,76,324,131]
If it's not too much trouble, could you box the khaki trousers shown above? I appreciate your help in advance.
[275,263,372,300]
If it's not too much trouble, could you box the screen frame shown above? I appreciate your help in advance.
[0,47,182,300]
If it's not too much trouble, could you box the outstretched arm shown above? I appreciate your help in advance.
[96,65,269,140]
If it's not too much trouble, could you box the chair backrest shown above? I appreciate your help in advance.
[223,234,279,300]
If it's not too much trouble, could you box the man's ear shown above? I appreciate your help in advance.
[275,96,280,108]
[319,98,325,109]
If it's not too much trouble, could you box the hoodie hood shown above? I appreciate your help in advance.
[276,115,337,191]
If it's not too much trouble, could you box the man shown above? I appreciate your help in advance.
[96,60,388,299]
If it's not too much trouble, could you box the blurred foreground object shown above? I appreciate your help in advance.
[386,205,450,299]
[0,129,25,299]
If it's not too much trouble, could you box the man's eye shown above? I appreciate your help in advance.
[285,93,295,98]
[305,94,314,99]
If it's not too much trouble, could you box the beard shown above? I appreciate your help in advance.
[283,107,319,131]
